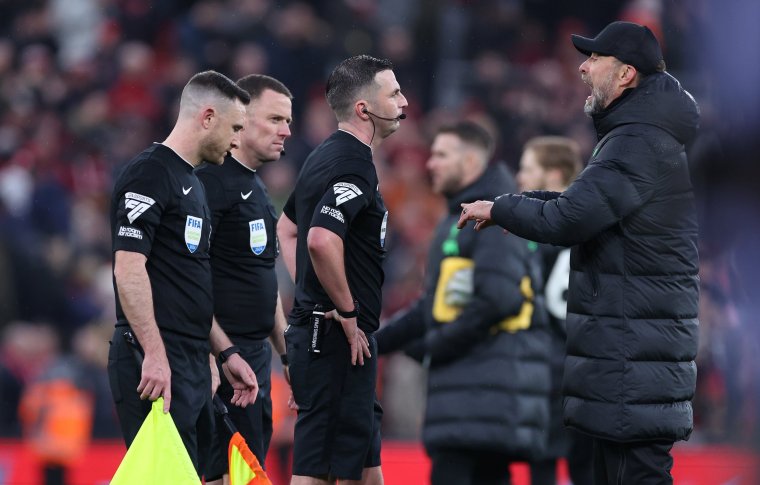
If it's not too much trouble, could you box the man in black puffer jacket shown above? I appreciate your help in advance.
[377,121,550,485]
[458,22,700,485]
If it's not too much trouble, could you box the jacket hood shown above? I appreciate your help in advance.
[593,72,700,144]
[448,162,516,213]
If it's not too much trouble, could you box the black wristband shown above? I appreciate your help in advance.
[336,299,359,319]
[280,353,289,366]
[219,345,241,363]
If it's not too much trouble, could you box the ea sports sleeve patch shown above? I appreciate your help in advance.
[113,161,169,255]
[310,175,372,238]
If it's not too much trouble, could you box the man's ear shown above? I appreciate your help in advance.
[356,101,370,120]
[201,107,216,129]
[620,64,638,87]
[465,148,486,172]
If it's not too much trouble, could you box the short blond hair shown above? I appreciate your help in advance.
[524,136,583,186]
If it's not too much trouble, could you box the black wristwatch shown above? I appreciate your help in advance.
[219,345,241,363]
[336,299,359,319]
[280,353,289,366]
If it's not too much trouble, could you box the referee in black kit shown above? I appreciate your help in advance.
[277,55,407,484]
[108,70,258,475]
[196,74,293,481]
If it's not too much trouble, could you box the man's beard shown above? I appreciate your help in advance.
[584,70,617,116]
[200,138,227,165]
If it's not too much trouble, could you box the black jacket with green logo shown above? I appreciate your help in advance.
[376,163,550,459]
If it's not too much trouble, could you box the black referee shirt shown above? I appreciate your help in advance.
[110,143,213,339]
[283,130,388,332]
[196,155,279,339]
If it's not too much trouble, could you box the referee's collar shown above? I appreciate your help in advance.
[338,129,372,150]
[155,142,195,169]
[229,155,257,174]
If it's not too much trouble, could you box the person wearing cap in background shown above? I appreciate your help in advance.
[458,21,700,485]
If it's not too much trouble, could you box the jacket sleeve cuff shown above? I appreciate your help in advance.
[521,190,561,201]
[491,194,515,228]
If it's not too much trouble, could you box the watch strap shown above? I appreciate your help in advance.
[219,345,241,363]
[337,299,359,319]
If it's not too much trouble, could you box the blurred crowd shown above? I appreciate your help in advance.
[0,0,757,465]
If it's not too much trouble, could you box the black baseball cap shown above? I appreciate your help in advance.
[571,21,663,74]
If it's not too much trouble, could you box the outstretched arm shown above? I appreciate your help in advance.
[459,136,658,246]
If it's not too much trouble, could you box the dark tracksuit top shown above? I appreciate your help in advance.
[376,163,551,459]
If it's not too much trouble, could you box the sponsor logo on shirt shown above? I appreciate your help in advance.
[380,211,388,248]
[320,205,345,223]
[249,219,267,255]
[185,215,203,253]
[124,192,155,223]
[117,226,143,240]
[333,182,362,206]
[182,186,192,195]
[241,190,252,200]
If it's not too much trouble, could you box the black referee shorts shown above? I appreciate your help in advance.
[107,325,215,474]
[286,321,382,481]
[205,337,273,479]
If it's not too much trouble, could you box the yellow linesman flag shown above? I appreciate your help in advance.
[229,431,272,485]
[111,398,201,485]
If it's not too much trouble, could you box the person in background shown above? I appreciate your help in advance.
[376,121,550,485]
[516,136,593,485]
[196,74,293,482]
[458,22,700,485]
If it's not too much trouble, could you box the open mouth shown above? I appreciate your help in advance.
[582,78,593,103]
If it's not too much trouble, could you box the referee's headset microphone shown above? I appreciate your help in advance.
[361,107,407,121]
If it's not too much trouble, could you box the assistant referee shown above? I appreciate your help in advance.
[196,74,293,481]
[108,70,258,475]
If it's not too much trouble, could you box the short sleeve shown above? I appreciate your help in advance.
[310,172,373,239]
[283,190,296,222]
[113,161,170,256]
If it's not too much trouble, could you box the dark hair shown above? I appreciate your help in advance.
[236,74,293,101]
[524,136,583,186]
[325,55,393,120]
[437,121,494,160]
[187,70,251,105]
